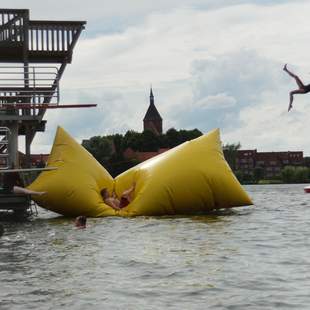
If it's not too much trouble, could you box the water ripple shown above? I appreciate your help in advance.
[1,184,310,309]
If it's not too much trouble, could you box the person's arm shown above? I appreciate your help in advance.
[122,182,136,195]
[121,182,136,201]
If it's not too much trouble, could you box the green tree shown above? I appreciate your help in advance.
[253,166,264,183]
[294,166,309,183]
[140,129,160,151]
[223,142,241,171]
[123,130,141,151]
[281,166,296,183]
[108,133,124,157]
[166,128,180,147]
[179,128,202,143]
[235,170,244,183]
[82,136,113,165]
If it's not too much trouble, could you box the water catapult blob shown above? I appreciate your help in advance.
[28,127,252,217]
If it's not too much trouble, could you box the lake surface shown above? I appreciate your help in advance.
[1,184,310,310]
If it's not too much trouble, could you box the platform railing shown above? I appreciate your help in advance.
[28,21,85,52]
[0,10,85,54]
[0,10,26,42]
[0,66,59,105]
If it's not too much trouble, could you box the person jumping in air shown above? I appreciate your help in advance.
[283,64,310,112]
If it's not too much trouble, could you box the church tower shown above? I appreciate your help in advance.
[143,88,163,135]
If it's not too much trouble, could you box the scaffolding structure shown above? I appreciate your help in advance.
[0,9,87,168]
[0,9,91,216]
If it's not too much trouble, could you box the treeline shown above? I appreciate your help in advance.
[279,166,310,183]
[223,143,310,184]
[82,128,202,177]
[235,166,310,184]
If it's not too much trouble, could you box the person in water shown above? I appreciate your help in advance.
[101,182,136,210]
[2,164,46,196]
[75,216,87,228]
[283,64,310,112]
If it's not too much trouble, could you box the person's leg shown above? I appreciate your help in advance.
[13,186,46,195]
[288,89,306,111]
[283,64,305,89]
[121,182,136,202]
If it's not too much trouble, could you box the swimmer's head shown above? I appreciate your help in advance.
[75,215,87,228]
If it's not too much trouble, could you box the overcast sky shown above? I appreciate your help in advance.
[3,0,310,154]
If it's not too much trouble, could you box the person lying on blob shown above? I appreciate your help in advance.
[101,182,136,210]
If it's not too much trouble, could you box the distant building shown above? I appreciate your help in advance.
[143,87,163,135]
[236,150,304,178]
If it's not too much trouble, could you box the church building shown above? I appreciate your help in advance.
[143,88,163,135]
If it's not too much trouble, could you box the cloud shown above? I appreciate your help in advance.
[167,49,286,133]
[195,93,237,109]
[3,0,297,29]
[2,1,310,155]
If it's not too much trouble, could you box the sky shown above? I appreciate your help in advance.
[2,0,310,154]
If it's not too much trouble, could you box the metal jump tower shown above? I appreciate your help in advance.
[0,9,88,168]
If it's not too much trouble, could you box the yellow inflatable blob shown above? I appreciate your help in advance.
[28,127,252,217]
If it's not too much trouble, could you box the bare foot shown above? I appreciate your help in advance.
[288,103,293,112]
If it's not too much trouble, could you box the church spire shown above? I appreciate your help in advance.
[150,86,154,104]
[143,87,163,135]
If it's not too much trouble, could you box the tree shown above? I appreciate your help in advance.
[253,166,264,183]
[294,166,309,183]
[281,166,296,183]
[82,136,113,165]
[108,133,123,157]
[234,170,244,183]
[140,129,160,151]
[223,142,241,171]
[123,130,142,151]
[179,128,202,143]
[166,128,180,147]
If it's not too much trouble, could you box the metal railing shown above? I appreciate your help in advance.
[0,10,26,42]
[0,65,59,105]
[0,9,85,53]
[29,21,85,52]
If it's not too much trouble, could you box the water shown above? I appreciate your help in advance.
[1,184,310,310]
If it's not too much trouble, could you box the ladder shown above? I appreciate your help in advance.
[0,126,10,169]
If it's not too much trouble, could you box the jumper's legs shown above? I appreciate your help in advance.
[288,89,306,112]
[283,64,305,89]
